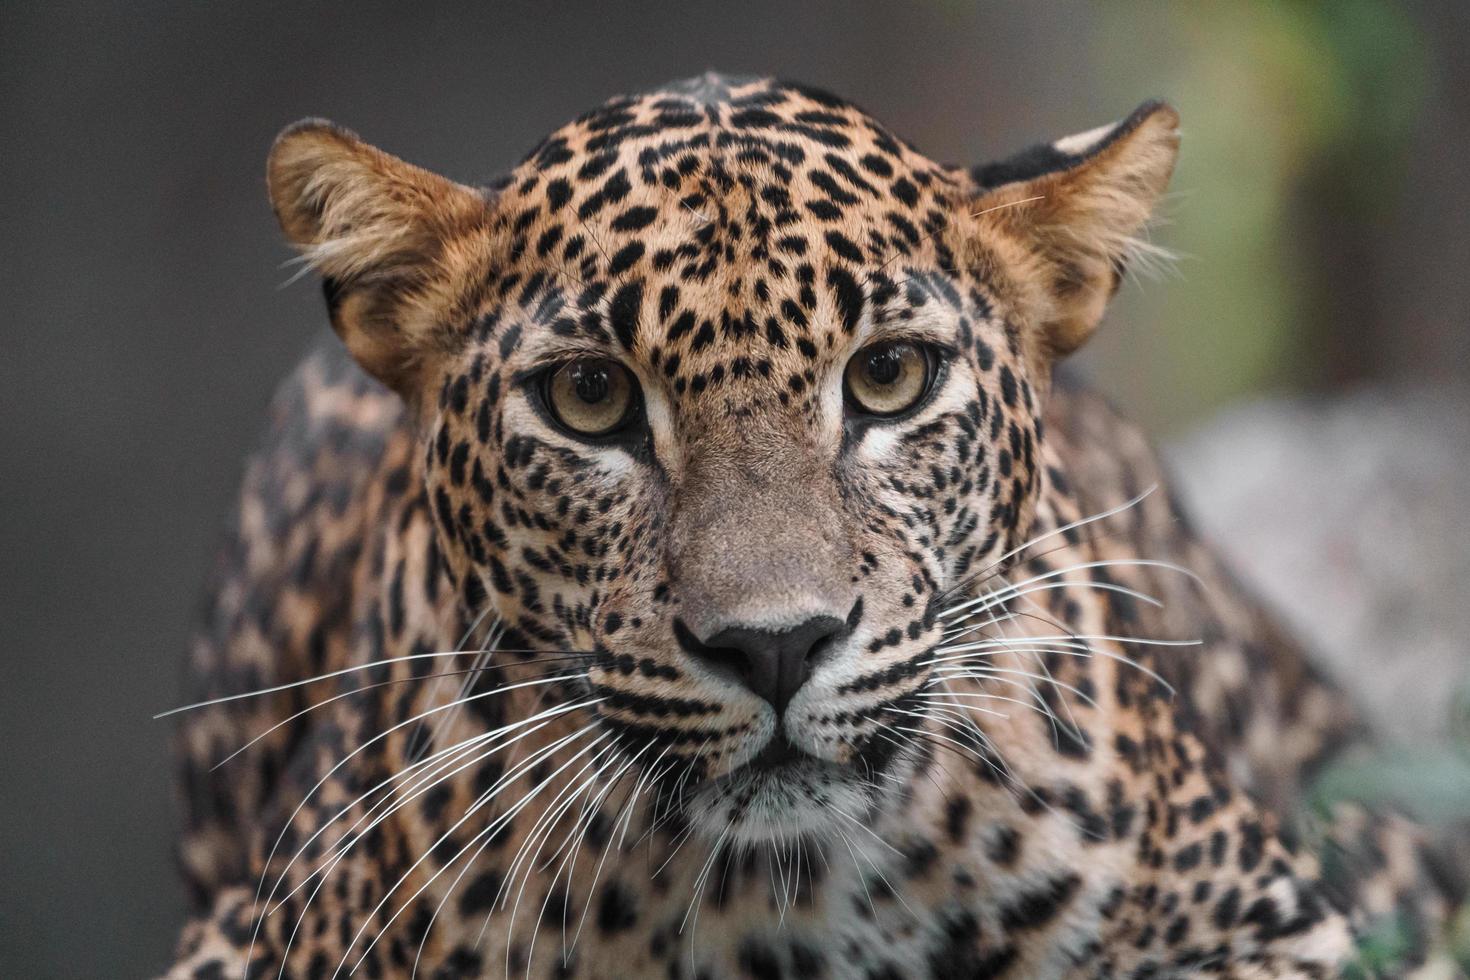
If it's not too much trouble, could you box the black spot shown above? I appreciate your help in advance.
[998,365,1018,407]
[1212,886,1240,929]
[420,783,451,822]
[609,280,643,351]
[1237,821,1264,873]
[1241,896,1281,938]
[827,267,864,334]
[738,938,783,980]
[790,941,825,977]
[731,108,781,128]
[460,868,504,914]
[596,881,638,934]
[611,205,658,231]
[1187,795,1216,824]
[691,319,716,351]
[925,908,991,978]
[608,241,646,276]
[891,177,919,207]
[999,873,1080,930]
[1209,829,1227,867]
[985,824,1020,866]
[944,795,971,844]
[860,153,894,178]
[824,230,865,264]
[546,178,573,209]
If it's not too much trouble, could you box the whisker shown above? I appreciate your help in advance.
[834,827,878,920]
[155,647,593,718]
[679,815,734,970]
[991,583,1083,744]
[826,803,914,915]
[913,690,1015,718]
[940,484,1158,605]
[936,630,1186,695]
[209,666,498,771]
[282,720,596,973]
[249,683,596,965]
[414,728,620,975]
[508,743,624,979]
[926,676,1077,745]
[940,558,1192,621]
[567,739,657,955]
[935,631,1200,650]
[934,485,1159,606]
[347,729,614,975]
[268,698,597,932]
[936,663,1098,710]
[405,612,501,764]
[267,675,589,901]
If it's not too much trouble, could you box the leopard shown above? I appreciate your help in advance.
[163,74,1464,979]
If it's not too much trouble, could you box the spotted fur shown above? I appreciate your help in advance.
[165,75,1461,979]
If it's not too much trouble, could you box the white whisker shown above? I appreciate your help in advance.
[155,646,587,719]
[940,558,1193,621]
[248,674,593,966]
[936,485,1159,605]
[346,729,613,975]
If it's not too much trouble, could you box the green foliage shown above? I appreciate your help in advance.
[1310,748,1470,824]
[1306,684,1470,971]
[1082,0,1429,432]
[1341,907,1424,977]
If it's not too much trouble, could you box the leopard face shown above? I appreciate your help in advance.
[267,74,1177,850]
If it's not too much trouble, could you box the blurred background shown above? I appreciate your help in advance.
[2,1,1466,975]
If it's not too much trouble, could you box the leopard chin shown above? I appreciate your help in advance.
[687,759,877,848]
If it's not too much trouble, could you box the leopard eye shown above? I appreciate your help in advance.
[843,341,937,418]
[544,358,639,437]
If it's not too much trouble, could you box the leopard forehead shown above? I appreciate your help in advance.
[495,73,964,273]
[451,75,995,385]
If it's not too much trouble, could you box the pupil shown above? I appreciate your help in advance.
[867,348,902,386]
[572,365,610,404]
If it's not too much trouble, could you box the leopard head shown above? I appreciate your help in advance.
[266,75,1178,847]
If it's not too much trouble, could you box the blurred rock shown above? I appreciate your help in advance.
[1168,388,1470,746]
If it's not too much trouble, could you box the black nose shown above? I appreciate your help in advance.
[679,616,846,715]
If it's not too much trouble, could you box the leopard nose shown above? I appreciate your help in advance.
[678,616,846,715]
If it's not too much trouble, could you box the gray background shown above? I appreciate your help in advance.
[3,2,1466,976]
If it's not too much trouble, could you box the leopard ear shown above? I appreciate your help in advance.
[267,119,491,393]
[969,101,1180,360]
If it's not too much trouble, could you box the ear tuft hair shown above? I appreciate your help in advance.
[268,120,485,285]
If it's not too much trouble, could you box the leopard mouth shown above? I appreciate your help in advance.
[709,736,836,795]
[745,734,808,772]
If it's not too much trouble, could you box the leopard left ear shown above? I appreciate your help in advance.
[267,119,492,395]
[969,101,1180,359]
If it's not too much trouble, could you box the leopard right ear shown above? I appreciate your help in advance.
[267,120,492,394]
[968,102,1179,363]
